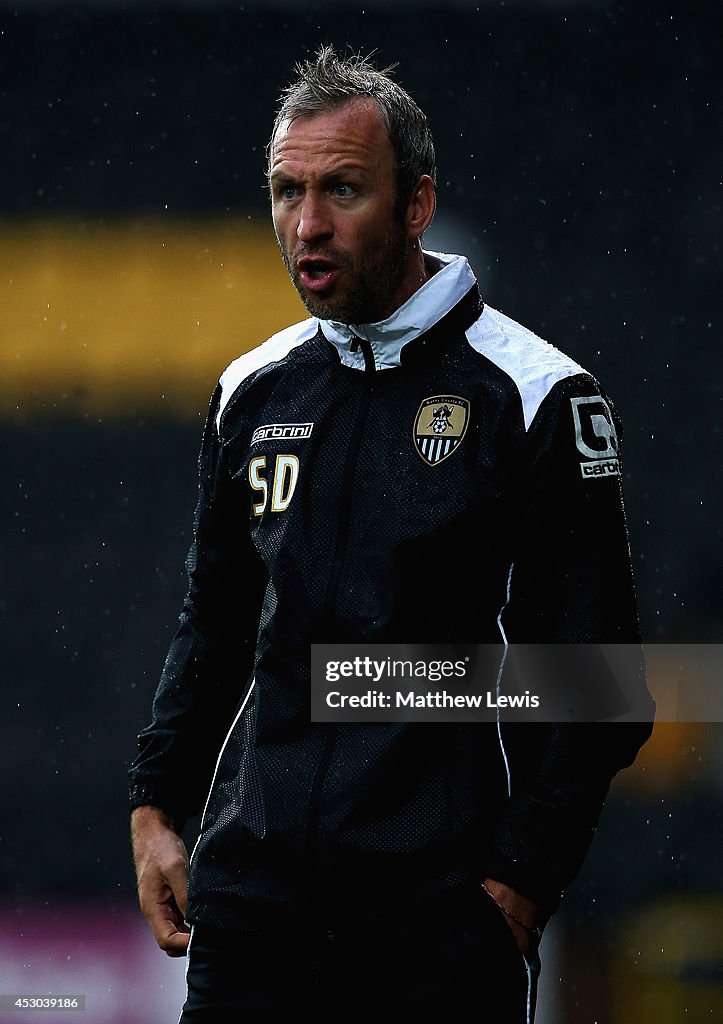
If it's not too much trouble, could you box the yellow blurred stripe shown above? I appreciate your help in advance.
[0,217,307,418]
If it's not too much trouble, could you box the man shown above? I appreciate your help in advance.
[129,46,654,1022]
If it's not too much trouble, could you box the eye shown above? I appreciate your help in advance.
[273,182,300,202]
[333,183,356,198]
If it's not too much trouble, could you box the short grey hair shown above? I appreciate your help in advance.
[268,45,436,216]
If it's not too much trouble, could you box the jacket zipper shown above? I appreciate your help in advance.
[306,335,376,862]
[322,335,376,620]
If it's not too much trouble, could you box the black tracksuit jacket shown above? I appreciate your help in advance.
[128,253,654,930]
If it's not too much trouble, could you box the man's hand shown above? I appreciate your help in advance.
[483,877,544,959]
[131,805,191,957]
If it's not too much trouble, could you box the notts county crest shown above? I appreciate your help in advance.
[413,395,470,466]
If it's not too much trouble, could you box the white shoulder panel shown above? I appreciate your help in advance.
[466,305,586,430]
[216,318,318,433]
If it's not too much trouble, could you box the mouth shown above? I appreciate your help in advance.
[296,257,341,294]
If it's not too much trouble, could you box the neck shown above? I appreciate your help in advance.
[390,244,434,315]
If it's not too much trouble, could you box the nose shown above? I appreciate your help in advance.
[297,192,333,244]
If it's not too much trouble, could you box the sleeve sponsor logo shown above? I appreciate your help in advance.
[251,422,313,445]
[413,395,470,466]
[570,396,620,479]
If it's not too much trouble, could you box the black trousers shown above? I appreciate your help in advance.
[179,884,540,1023]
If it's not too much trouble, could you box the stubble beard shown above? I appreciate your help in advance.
[277,227,409,325]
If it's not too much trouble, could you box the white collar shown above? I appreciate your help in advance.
[319,251,477,370]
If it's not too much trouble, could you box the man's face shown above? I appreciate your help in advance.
[269,98,412,324]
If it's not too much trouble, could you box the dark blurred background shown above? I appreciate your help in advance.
[1,2,721,1021]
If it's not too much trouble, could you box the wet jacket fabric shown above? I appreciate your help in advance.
[128,252,654,929]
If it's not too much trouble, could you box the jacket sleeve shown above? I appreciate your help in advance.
[127,383,266,830]
[484,373,656,914]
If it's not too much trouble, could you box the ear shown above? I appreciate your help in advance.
[406,175,436,240]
